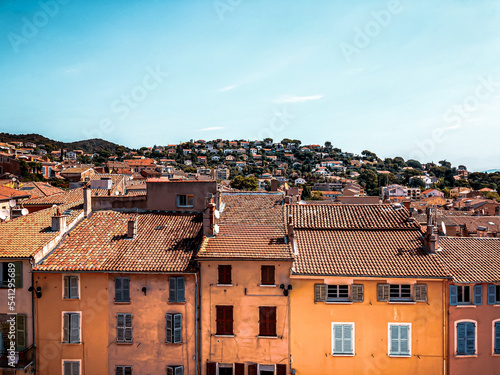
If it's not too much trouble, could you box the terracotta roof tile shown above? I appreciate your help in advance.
[34,211,202,272]
[288,204,447,278]
[287,204,418,229]
[0,202,83,258]
[0,185,31,200]
[292,230,448,277]
[198,192,292,260]
[18,182,64,198]
[436,237,500,283]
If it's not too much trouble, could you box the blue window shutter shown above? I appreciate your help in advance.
[333,325,343,354]
[450,285,458,306]
[400,325,409,355]
[177,277,185,302]
[466,322,475,355]
[488,284,496,305]
[174,313,182,343]
[169,278,176,302]
[343,324,352,354]
[495,322,500,354]
[166,314,173,343]
[123,278,130,301]
[390,326,399,355]
[457,323,466,354]
[474,285,482,305]
[115,278,122,302]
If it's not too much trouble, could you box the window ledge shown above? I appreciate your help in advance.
[456,305,476,308]
[331,353,354,357]
[62,342,81,345]
[217,284,233,287]
[165,342,183,345]
[63,298,80,300]
[258,335,279,339]
[215,334,235,338]
[260,284,277,287]
[168,302,186,305]
[326,301,352,304]
[114,301,131,304]
[116,341,134,345]
[388,354,411,358]
[388,301,416,304]
[455,354,477,358]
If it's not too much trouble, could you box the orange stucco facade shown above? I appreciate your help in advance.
[107,273,197,374]
[290,276,447,375]
[447,282,500,375]
[34,272,109,375]
[200,260,293,373]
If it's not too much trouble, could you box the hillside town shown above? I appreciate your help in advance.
[0,136,499,375]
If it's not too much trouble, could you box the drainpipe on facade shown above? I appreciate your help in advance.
[29,257,36,374]
[195,272,199,375]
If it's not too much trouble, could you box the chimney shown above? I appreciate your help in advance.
[287,214,294,243]
[51,214,67,232]
[270,179,279,192]
[83,188,92,217]
[203,203,215,236]
[127,218,138,238]
[424,224,439,254]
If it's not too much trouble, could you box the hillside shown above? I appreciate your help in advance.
[0,133,129,154]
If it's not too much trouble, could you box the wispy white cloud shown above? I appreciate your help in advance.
[274,94,324,104]
[201,126,225,131]
[217,85,236,93]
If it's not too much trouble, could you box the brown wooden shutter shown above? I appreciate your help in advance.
[269,307,277,336]
[276,364,287,375]
[248,364,258,375]
[235,363,245,375]
[227,306,233,334]
[314,284,326,302]
[206,362,216,375]
[377,284,389,301]
[414,284,428,302]
[216,306,224,335]
[351,284,364,302]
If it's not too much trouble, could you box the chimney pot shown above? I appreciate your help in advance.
[83,188,92,217]
[52,214,67,232]
[127,218,138,238]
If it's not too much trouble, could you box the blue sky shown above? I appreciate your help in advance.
[1,0,500,171]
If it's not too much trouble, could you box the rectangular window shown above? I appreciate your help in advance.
[0,262,22,288]
[389,284,412,300]
[327,285,349,302]
[177,194,194,207]
[115,366,132,375]
[0,314,26,351]
[63,361,80,375]
[259,306,277,337]
[115,277,130,303]
[216,306,233,336]
[332,323,354,355]
[488,284,500,305]
[261,266,275,286]
[63,313,80,344]
[64,276,79,299]
[166,313,182,343]
[389,324,411,357]
[456,322,475,355]
[166,366,184,375]
[218,265,232,285]
[117,313,133,343]
[457,285,471,304]
[169,277,185,303]
[494,322,500,355]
